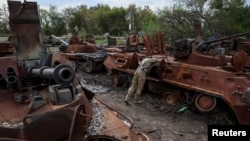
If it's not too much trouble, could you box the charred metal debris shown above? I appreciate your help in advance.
[103,23,250,125]
[0,0,156,141]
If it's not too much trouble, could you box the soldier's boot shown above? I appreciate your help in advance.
[124,95,131,105]
[133,96,143,104]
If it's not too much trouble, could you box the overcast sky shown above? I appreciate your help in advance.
[1,0,250,12]
[0,0,175,11]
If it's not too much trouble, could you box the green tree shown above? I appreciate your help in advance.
[240,5,250,34]
[63,5,96,35]
[108,7,127,35]
[137,6,159,35]
[0,4,10,36]
[158,5,195,41]
[158,0,250,41]
[40,6,67,36]
[40,9,50,35]
[209,0,248,34]
[87,6,100,34]
[96,5,114,35]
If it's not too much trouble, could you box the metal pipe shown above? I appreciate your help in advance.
[6,75,18,91]
[6,66,16,76]
[51,34,69,46]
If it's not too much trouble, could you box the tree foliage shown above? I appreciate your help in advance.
[208,0,248,34]
[40,6,67,36]
[158,0,250,41]
[0,1,250,41]
[0,4,9,36]
[136,6,160,35]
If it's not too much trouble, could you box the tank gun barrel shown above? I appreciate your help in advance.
[196,32,250,51]
[27,64,75,84]
[51,34,69,46]
[204,32,250,45]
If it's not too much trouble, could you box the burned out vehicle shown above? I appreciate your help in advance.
[0,1,155,141]
[54,34,109,73]
[104,28,250,124]
[103,31,167,86]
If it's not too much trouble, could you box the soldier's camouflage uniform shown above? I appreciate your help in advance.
[125,57,162,104]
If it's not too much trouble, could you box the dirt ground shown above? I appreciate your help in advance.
[78,71,236,141]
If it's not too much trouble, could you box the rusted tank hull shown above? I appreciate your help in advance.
[103,50,250,124]
[0,94,92,141]
[0,53,93,140]
[154,56,250,124]
[104,52,146,75]
[0,1,93,140]
[65,43,97,53]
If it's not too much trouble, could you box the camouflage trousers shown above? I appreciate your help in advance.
[125,68,146,102]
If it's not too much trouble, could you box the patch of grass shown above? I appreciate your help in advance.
[94,35,126,46]
[94,35,107,45]
[0,34,10,38]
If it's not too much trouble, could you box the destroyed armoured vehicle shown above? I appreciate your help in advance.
[0,1,155,140]
[50,34,108,73]
[103,31,167,86]
[104,30,250,124]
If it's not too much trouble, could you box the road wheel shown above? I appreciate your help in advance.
[159,90,181,105]
[194,94,217,112]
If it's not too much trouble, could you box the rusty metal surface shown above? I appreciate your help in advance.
[89,97,155,141]
[65,43,97,53]
[157,51,250,124]
[1,106,73,140]
[0,54,93,140]
[0,1,91,140]
[64,35,97,53]
[156,32,165,54]
[141,32,166,55]
[104,52,146,74]
[156,55,250,124]
[1,1,156,140]
[8,0,44,61]
[60,35,109,73]
[103,31,250,124]
[0,42,15,56]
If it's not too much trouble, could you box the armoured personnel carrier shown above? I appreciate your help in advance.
[0,1,156,140]
[104,30,250,124]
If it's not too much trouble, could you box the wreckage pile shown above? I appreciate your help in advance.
[102,29,250,125]
[48,22,250,126]
[0,1,156,141]
[1,0,250,141]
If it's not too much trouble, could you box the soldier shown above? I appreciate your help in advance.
[124,57,162,104]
